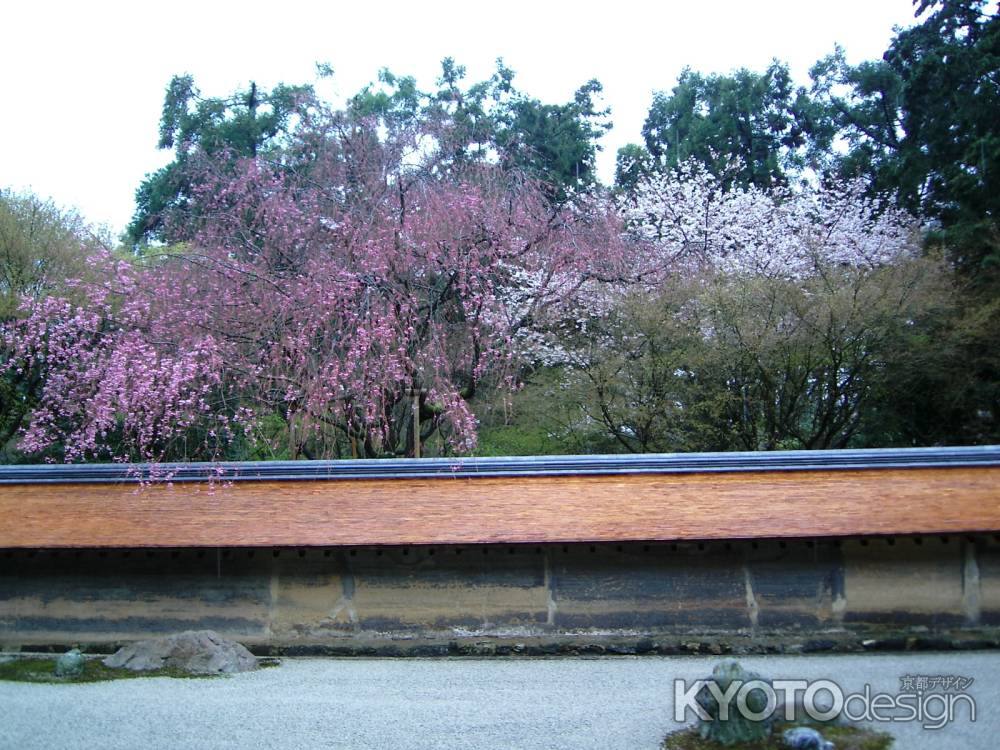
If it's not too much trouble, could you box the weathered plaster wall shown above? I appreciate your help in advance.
[2,535,999,653]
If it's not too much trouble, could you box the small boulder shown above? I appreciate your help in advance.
[696,660,775,745]
[103,630,257,674]
[783,726,835,750]
[54,648,86,677]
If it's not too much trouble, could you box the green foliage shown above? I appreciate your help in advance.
[614,143,655,195]
[805,2,1000,441]
[350,58,611,201]
[558,258,955,453]
[495,78,611,200]
[349,68,423,128]
[473,367,623,456]
[423,57,515,166]
[662,722,893,750]
[863,275,1000,445]
[639,62,828,190]
[808,49,914,205]
[560,282,737,453]
[0,656,217,683]
[811,0,1000,272]
[0,189,102,319]
[697,261,952,450]
[474,424,572,456]
[157,75,313,157]
[128,75,315,245]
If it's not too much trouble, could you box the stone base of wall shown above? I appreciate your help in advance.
[3,535,999,654]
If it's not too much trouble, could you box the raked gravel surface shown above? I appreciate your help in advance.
[0,651,996,749]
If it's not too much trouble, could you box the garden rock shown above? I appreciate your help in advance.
[782,726,834,749]
[54,648,85,677]
[103,630,257,674]
[695,660,776,745]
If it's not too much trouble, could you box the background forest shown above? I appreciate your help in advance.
[1,0,997,463]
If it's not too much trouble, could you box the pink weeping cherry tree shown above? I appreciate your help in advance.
[3,249,230,463]
[3,116,628,463]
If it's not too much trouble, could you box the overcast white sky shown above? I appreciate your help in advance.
[2,0,920,235]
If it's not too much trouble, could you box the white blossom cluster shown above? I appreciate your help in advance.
[623,160,921,281]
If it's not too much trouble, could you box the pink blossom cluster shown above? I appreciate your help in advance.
[3,148,623,460]
[3,250,228,462]
[171,157,620,455]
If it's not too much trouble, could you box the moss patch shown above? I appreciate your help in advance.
[663,722,893,750]
[0,656,222,684]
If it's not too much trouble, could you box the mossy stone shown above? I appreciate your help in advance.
[54,648,85,678]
